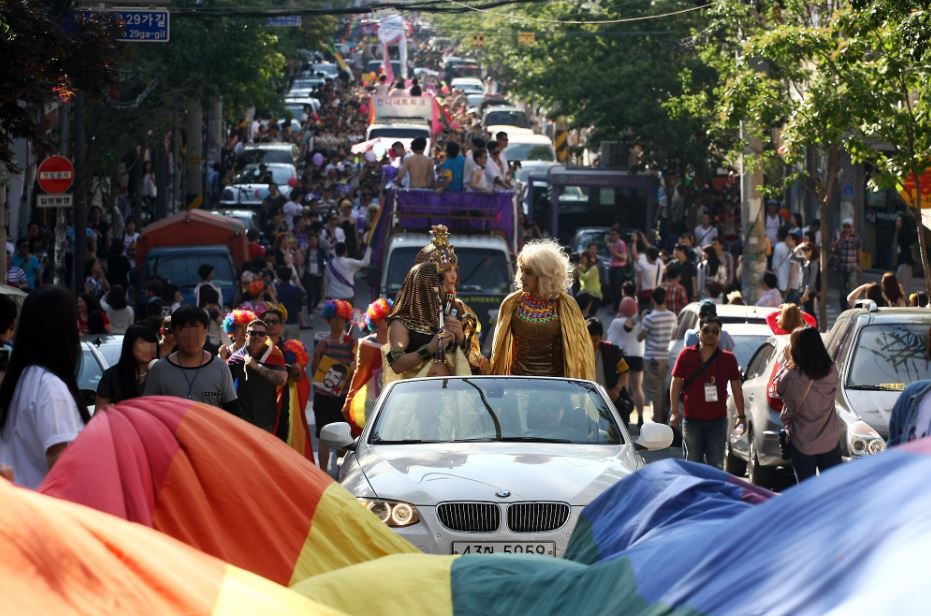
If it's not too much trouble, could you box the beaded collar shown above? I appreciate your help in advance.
[516,293,559,323]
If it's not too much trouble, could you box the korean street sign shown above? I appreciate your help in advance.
[113,8,170,42]
[37,194,74,208]
[267,15,301,27]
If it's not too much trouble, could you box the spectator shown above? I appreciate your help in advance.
[638,286,677,424]
[846,282,886,308]
[684,300,735,351]
[697,245,727,302]
[12,238,41,289]
[756,272,783,308]
[775,326,841,481]
[693,211,718,247]
[658,264,689,316]
[830,218,862,311]
[635,245,663,311]
[95,324,159,411]
[6,249,27,289]
[84,258,110,299]
[275,267,305,340]
[78,293,110,335]
[194,264,224,309]
[121,218,140,261]
[670,315,744,468]
[576,243,603,314]
[607,297,645,426]
[324,241,371,302]
[588,317,631,424]
[436,141,465,193]
[226,318,288,437]
[672,243,698,302]
[144,305,240,414]
[0,286,88,488]
[881,272,907,307]
[303,233,326,320]
[106,238,132,291]
[101,285,134,334]
[799,242,821,320]
[311,300,356,474]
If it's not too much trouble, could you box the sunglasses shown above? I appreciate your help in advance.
[701,327,721,335]
[247,330,267,337]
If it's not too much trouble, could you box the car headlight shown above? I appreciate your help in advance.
[847,420,886,457]
[356,498,421,527]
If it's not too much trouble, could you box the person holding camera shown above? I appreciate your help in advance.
[774,326,841,482]
[670,315,744,469]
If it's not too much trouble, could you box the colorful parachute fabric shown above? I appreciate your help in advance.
[33,394,931,615]
[39,397,416,587]
[0,476,335,615]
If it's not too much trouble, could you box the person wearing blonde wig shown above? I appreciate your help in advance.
[490,240,595,380]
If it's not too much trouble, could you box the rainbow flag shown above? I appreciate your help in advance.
[1,475,336,614]
[287,374,314,461]
[39,396,417,586]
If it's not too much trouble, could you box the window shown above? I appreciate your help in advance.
[846,324,931,390]
[370,378,623,445]
[368,127,430,140]
[385,247,511,295]
[150,254,235,289]
[744,343,775,380]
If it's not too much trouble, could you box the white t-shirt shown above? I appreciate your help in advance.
[283,199,303,229]
[607,316,645,358]
[0,366,84,489]
[635,253,663,291]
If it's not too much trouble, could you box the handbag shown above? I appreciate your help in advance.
[780,377,814,459]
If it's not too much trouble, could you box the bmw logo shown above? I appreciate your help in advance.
[495,490,511,498]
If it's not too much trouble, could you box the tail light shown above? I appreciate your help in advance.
[766,360,783,411]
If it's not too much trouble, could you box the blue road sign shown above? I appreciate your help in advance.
[116,9,170,42]
[267,15,301,27]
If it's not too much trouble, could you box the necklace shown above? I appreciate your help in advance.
[174,351,206,400]
[517,293,559,323]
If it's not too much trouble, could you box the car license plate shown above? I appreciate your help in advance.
[452,542,555,556]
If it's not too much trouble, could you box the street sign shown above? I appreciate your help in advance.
[267,15,301,27]
[37,156,75,194]
[37,194,74,208]
[518,32,535,46]
[114,8,169,42]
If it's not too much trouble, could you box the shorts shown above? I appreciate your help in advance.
[313,392,346,437]
[625,356,644,372]
[642,358,668,403]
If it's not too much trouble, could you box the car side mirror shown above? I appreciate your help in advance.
[320,422,356,451]
[635,423,674,451]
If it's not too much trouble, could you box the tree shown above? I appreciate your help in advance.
[0,1,121,167]
[838,1,931,291]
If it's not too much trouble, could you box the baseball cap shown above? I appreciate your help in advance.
[842,217,853,227]
[698,300,717,318]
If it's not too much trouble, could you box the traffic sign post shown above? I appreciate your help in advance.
[37,156,75,194]
[37,194,74,208]
[78,7,170,42]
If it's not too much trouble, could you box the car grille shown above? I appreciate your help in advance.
[437,502,500,532]
[507,502,570,532]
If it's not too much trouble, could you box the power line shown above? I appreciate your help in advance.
[438,0,712,25]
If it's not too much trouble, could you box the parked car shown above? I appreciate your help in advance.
[482,106,531,130]
[450,77,485,94]
[220,163,296,208]
[238,143,301,168]
[140,245,238,307]
[322,376,673,556]
[724,319,891,487]
[503,133,556,163]
[83,334,124,368]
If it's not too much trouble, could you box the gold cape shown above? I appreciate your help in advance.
[489,291,596,381]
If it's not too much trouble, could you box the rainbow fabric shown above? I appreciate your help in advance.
[286,376,314,461]
[26,396,931,615]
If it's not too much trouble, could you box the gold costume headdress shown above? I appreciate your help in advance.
[428,225,457,272]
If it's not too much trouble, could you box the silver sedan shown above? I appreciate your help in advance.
[322,376,672,557]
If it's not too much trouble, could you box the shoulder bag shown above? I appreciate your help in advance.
[678,346,721,400]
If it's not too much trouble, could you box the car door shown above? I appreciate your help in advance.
[732,341,776,457]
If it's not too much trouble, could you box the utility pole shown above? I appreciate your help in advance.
[184,100,203,210]
[72,93,88,293]
[740,129,766,303]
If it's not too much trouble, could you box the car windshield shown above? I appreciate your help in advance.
[311,63,337,76]
[847,324,931,390]
[573,230,609,258]
[78,346,104,392]
[234,165,294,184]
[240,148,294,165]
[148,254,235,289]
[505,143,555,162]
[466,94,485,108]
[292,79,323,89]
[370,378,624,445]
[386,246,511,295]
[484,110,529,128]
[369,127,429,139]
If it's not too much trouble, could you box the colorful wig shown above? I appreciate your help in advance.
[364,297,393,332]
[282,339,310,367]
[222,309,258,335]
[322,299,353,321]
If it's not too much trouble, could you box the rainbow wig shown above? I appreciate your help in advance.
[364,297,393,332]
[322,299,353,321]
[222,309,258,335]
[282,339,310,367]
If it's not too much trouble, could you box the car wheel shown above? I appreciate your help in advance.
[748,432,776,488]
[724,438,747,477]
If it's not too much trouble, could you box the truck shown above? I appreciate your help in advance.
[372,188,517,347]
[135,209,248,306]
[367,95,433,155]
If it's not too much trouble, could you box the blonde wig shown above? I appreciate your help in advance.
[515,239,574,300]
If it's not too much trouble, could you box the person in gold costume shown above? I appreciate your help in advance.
[490,239,595,380]
[384,226,471,380]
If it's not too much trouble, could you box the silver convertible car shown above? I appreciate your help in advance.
[321,376,673,557]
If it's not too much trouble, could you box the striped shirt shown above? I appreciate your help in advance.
[641,308,677,360]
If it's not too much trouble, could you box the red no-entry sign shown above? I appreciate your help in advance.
[37,155,75,194]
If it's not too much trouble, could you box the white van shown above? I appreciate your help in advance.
[503,133,556,163]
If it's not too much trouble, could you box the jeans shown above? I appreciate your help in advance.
[790,443,842,482]
[682,417,728,468]
[838,269,857,311]
[642,359,668,423]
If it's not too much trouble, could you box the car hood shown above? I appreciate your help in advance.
[355,442,640,506]
[841,389,896,438]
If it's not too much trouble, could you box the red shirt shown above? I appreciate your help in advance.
[672,345,740,420]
